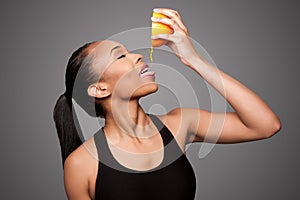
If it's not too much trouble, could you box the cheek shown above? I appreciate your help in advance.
[104,68,139,94]
[105,60,134,76]
[103,64,132,84]
[103,62,157,98]
[114,71,140,91]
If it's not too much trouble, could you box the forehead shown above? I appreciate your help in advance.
[89,40,126,74]
[92,40,125,56]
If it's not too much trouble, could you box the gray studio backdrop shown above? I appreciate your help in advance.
[1,0,299,199]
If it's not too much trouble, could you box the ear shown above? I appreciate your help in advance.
[87,82,111,99]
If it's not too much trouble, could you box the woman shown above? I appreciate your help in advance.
[53,8,281,200]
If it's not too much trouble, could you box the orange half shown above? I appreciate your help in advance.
[151,12,174,47]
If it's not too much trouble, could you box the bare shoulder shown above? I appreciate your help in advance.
[64,136,98,169]
[155,108,196,149]
[64,136,99,179]
[64,137,98,199]
[156,108,197,132]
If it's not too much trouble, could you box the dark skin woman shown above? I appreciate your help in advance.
[54,8,281,200]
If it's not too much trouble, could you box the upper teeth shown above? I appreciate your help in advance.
[141,68,148,74]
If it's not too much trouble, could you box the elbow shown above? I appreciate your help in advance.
[273,117,282,133]
[261,116,282,139]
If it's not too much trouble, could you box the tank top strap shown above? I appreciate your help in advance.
[94,128,121,169]
[148,113,184,165]
[94,128,105,161]
[148,114,174,145]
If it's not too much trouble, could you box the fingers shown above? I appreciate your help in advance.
[151,17,185,44]
[153,8,180,19]
[151,33,171,41]
[151,17,180,33]
[153,8,188,35]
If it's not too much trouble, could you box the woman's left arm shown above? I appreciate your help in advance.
[152,8,281,143]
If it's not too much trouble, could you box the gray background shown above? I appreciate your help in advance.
[1,0,299,199]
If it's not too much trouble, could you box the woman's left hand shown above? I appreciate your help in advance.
[151,8,199,66]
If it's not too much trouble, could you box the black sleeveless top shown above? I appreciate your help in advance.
[93,114,196,200]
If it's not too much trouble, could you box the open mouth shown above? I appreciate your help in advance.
[140,63,155,78]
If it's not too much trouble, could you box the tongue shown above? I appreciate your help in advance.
[140,71,155,77]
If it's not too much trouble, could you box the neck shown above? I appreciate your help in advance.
[103,98,156,141]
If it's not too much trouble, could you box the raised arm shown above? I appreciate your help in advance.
[151,8,281,144]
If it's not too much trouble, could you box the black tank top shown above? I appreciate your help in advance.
[93,114,196,200]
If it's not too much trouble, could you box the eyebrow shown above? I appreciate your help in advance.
[110,45,121,55]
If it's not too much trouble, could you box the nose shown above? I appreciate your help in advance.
[128,53,143,64]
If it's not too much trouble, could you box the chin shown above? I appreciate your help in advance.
[146,82,159,94]
[132,82,159,99]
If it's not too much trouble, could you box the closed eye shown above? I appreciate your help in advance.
[117,54,126,59]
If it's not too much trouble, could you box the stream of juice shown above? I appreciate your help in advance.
[149,47,154,62]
